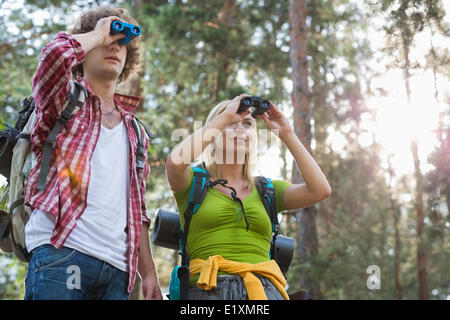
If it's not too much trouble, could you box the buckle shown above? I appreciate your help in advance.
[60,108,73,123]
[136,160,144,169]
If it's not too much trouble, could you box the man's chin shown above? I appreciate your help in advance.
[95,67,123,81]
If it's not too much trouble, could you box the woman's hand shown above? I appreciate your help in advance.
[219,94,251,125]
[257,101,294,139]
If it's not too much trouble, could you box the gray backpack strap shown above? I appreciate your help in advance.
[131,117,146,169]
[36,81,87,190]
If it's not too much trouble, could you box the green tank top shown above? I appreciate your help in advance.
[173,166,292,264]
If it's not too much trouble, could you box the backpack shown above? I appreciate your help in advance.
[0,81,154,262]
[162,162,294,300]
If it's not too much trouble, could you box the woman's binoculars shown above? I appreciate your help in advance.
[151,208,294,274]
[110,21,141,45]
[237,96,271,119]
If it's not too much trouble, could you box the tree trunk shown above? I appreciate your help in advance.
[289,0,320,299]
[429,36,439,104]
[389,193,403,300]
[211,0,237,102]
[387,157,403,300]
[401,22,429,299]
[445,186,450,223]
[401,31,412,104]
[393,205,403,300]
[411,140,429,300]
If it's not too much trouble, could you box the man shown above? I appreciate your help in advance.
[23,7,162,300]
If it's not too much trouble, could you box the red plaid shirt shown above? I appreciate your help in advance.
[24,33,151,293]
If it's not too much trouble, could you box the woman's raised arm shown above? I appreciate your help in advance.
[166,95,250,192]
[257,102,331,210]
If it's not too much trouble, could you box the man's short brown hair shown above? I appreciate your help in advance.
[70,6,142,83]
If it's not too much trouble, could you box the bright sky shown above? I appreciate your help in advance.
[350,2,450,178]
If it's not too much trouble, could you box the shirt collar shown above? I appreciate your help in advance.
[76,78,141,116]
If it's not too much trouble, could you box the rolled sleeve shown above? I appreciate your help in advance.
[272,180,292,213]
[31,32,86,154]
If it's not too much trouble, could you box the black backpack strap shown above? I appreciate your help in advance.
[255,176,279,258]
[255,176,278,227]
[36,81,87,190]
[179,162,210,300]
[0,124,20,157]
[134,116,156,139]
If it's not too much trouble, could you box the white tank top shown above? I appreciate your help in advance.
[26,120,130,272]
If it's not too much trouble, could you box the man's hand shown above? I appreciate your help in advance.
[137,222,163,300]
[72,16,126,53]
[142,273,163,300]
[91,16,127,48]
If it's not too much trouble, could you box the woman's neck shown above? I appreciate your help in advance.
[217,163,244,184]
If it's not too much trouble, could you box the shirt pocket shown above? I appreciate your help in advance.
[56,113,87,153]
[66,113,87,137]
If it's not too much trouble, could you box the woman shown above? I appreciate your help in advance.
[166,94,331,300]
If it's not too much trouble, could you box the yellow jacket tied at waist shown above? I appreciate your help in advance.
[189,255,290,300]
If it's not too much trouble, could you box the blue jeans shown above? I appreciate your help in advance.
[24,244,129,300]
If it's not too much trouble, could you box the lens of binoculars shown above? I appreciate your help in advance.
[132,26,141,35]
[242,97,253,106]
[260,99,270,109]
[111,21,124,32]
[110,21,142,45]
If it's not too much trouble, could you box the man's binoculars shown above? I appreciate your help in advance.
[237,96,271,119]
[110,21,141,45]
[151,208,294,274]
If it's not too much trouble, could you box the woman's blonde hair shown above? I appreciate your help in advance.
[201,100,258,189]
